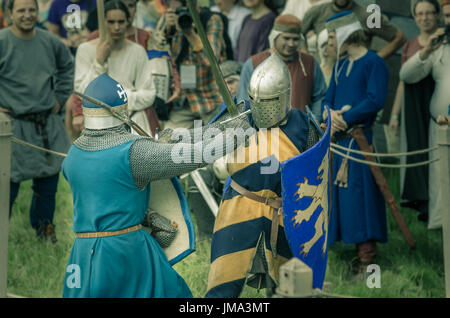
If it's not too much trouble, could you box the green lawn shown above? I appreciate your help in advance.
[5,168,445,298]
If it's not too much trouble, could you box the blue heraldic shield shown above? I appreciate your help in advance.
[280,110,331,289]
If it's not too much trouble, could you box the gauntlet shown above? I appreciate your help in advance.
[143,210,179,248]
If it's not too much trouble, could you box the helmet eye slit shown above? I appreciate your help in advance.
[259,97,279,102]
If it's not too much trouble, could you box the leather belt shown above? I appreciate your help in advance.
[333,126,372,142]
[75,224,143,238]
[230,179,282,258]
[230,180,282,209]
[11,109,52,163]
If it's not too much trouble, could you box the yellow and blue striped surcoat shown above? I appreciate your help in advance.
[206,109,310,297]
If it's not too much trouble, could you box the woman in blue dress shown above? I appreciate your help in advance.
[322,12,390,273]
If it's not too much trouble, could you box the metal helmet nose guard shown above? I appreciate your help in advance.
[248,53,291,128]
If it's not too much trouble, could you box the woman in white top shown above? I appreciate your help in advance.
[74,0,156,134]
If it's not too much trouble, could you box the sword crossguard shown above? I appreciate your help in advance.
[218,109,252,126]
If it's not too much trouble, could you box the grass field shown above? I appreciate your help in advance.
[5,167,445,298]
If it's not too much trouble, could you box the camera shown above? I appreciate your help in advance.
[445,24,450,43]
[175,7,193,31]
[432,24,450,45]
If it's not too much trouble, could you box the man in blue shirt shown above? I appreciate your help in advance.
[47,0,96,54]
[323,11,390,274]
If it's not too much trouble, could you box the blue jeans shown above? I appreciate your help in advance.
[10,174,59,229]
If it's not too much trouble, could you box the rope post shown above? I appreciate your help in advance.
[274,257,314,297]
[0,113,12,298]
[438,125,450,298]
[273,258,348,298]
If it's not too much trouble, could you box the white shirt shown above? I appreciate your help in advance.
[75,39,156,134]
[400,44,450,119]
[211,4,252,52]
[281,0,331,58]
[281,0,331,21]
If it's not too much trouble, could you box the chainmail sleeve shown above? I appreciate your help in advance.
[157,100,248,144]
[130,114,254,189]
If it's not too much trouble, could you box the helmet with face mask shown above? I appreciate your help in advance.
[247,53,291,129]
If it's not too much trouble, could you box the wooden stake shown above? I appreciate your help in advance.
[0,113,12,298]
[438,126,450,297]
[349,127,416,249]
[97,0,106,43]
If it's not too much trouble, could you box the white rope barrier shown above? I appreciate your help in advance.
[330,147,439,168]
[331,142,438,157]
[11,137,67,158]
[9,136,442,169]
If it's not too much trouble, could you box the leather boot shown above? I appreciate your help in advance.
[36,223,57,244]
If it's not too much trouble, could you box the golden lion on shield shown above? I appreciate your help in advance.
[291,150,329,256]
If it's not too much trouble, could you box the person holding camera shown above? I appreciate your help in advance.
[389,0,442,224]
[399,0,450,230]
[157,0,228,130]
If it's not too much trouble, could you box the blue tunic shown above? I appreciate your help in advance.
[61,140,192,298]
[322,50,389,245]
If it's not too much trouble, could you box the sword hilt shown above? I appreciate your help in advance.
[218,109,251,126]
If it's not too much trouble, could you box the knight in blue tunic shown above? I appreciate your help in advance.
[322,12,389,272]
[61,73,252,298]
[206,54,322,297]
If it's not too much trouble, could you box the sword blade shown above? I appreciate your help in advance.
[218,109,251,126]
[74,91,150,137]
[74,91,115,112]
[190,170,219,217]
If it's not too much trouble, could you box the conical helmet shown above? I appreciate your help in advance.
[248,53,291,128]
